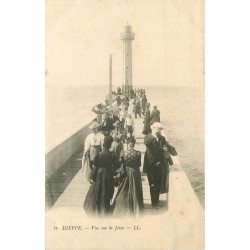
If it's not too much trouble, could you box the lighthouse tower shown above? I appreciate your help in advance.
[121,24,135,97]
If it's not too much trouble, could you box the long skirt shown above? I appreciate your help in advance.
[112,167,144,217]
[142,122,150,135]
[83,167,115,217]
[85,145,102,182]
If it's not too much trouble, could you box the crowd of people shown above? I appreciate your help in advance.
[82,87,177,217]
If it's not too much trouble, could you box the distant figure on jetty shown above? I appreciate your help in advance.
[141,94,148,116]
[118,104,128,128]
[142,102,151,135]
[110,121,124,159]
[122,96,129,109]
[105,99,109,106]
[117,86,122,95]
[116,95,122,107]
[112,136,144,217]
[143,122,166,210]
[91,103,107,124]
[149,105,160,126]
[109,110,119,130]
[83,136,119,217]
[82,122,104,183]
[133,96,142,118]
[130,88,135,99]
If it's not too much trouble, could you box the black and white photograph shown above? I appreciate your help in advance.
[3,0,250,250]
[45,0,204,249]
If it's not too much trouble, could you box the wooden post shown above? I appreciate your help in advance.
[109,55,112,110]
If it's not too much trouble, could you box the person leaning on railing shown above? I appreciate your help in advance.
[143,122,166,211]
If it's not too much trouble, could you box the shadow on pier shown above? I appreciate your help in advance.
[45,148,83,210]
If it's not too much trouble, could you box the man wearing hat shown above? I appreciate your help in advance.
[111,119,126,158]
[149,105,160,126]
[110,120,124,140]
[141,94,148,116]
[142,102,151,135]
[133,96,142,118]
[109,109,120,130]
[82,122,105,182]
[99,112,113,135]
[143,122,167,210]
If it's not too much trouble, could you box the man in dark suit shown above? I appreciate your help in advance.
[143,122,167,210]
[149,105,160,126]
[109,110,120,130]
[99,112,113,135]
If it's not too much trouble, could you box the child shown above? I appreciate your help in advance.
[124,114,134,138]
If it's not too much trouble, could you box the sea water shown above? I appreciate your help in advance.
[46,84,205,207]
[145,85,205,208]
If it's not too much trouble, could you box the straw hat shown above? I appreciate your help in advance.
[150,122,164,131]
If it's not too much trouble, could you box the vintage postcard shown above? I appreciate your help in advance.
[45,0,204,249]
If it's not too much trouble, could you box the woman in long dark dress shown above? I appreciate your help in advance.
[112,136,144,217]
[83,136,118,217]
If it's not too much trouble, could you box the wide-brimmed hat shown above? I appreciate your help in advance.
[89,122,100,129]
[150,122,164,131]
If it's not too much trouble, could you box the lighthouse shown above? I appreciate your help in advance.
[121,24,135,97]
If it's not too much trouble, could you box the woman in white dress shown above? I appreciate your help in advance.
[82,122,104,183]
[118,104,127,129]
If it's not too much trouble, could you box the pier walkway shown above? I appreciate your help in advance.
[46,101,204,250]
[46,103,167,214]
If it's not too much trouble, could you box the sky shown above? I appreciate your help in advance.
[46,0,204,88]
